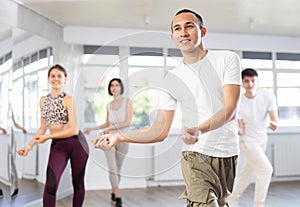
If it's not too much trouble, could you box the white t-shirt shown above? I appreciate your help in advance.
[158,50,241,157]
[238,89,277,145]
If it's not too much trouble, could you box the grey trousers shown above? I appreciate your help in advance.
[104,142,129,187]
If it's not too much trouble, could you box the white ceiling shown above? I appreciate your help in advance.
[8,0,300,38]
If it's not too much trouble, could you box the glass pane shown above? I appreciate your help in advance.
[277,88,300,107]
[24,60,48,74]
[83,66,119,124]
[83,66,119,89]
[11,78,24,125]
[0,59,12,74]
[128,67,164,87]
[128,56,164,66]
[83,54,119,65]
[38,69,49,97]
[277,73,300,87]
[32,58,49,70]
[130,88,160,128]
[276,60,300,69]
[24,74,39,129]
[13,68,23,80]
[49,56,53,65]
[166,56,183,66]
[278,107,300,126]
[128,67,165,128]
[277,88,300,126]
[241,59,273,69]
[128,67,183,129]
[35,69,49,126]
[257,71,273,88]
[0,73,10,127]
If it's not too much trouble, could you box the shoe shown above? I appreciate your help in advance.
[111,193,116,204]
[0,189,3,199]
[115,197,122,207]
[11,188,19,199]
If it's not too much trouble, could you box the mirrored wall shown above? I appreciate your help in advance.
[0,25,53,206]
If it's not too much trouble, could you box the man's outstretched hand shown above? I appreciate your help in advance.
[91,134,120,151]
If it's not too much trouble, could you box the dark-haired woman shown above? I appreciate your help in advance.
[84,78,132,207]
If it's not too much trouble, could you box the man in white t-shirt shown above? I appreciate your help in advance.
[93,9,241,207]
[230,68,278,207]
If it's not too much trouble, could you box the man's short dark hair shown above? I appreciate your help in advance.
[242,68,258,79]
[171,9,204,32]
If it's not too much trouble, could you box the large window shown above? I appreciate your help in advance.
[0,73,10,127]
[0,52,12,127]
[128,47,183,129]
[128,47,165,128]
[241,51,300,126]
[3,45,300,130]
[11,47,52,129]
[82,46,184,130]
[82,46,120,126]
[276,53,300,126]
[241,51,273,89]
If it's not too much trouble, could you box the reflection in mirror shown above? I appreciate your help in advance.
[0,23,12,129]
[0,22,14,206]
[1,27,54,206]
[14,28,55,206]
[12,28,52,130]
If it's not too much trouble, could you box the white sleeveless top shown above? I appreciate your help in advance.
[107,98,129,133]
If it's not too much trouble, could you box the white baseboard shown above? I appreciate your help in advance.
[147,180,185,187]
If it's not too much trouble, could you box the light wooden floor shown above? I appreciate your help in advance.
[0,179,44,207]
[1,179,300,206]
[58,181,300,207]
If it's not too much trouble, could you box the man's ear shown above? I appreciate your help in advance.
[201,27,207,37]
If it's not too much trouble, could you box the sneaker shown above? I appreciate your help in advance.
[111,193,116,204]
[0,189,3,199]
[11,188,19,199]
[115,197,122,207]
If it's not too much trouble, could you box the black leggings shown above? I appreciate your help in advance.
[43,131,89,207]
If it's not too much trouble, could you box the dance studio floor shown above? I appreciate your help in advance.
[58,181,300,207]
[0,179,44,207]
[1,179,300,207]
